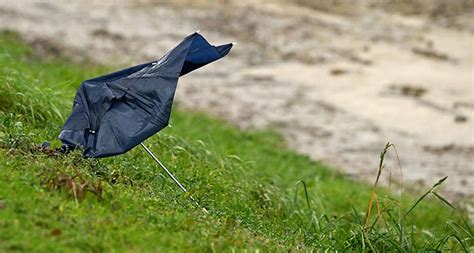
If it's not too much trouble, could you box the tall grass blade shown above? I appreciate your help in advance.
[293,180,311,210]
[405,176,449,218]
[431,191,456,210]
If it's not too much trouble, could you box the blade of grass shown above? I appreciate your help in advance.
[404,176,448,218]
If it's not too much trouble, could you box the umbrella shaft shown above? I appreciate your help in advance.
[140,143,188,193]
[140,142,208,213]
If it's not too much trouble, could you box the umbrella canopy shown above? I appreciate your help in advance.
[59,32,232,158]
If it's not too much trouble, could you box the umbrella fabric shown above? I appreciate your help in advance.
[59,32,232,158]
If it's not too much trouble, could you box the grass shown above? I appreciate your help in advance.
[0,30,472,251]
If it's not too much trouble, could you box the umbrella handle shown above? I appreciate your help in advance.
[140,143,207,213]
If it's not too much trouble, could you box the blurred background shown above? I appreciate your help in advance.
[1,0,472,199]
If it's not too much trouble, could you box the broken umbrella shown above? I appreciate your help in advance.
[58,32,233,207]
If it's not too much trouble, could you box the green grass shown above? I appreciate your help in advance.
[0,30,472,252]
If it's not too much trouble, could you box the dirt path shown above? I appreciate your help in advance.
[1,0,472,198]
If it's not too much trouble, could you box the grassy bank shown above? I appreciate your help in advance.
[0,31,472,252]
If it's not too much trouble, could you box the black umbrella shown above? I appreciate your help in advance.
[59,32,233,204]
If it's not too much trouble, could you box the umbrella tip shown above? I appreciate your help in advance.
[232,41,237,45]
[195,30,201,34]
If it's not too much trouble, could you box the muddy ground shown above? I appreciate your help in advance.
[1,0,473,199]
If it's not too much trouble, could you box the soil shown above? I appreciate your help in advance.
[1,0,473,199]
